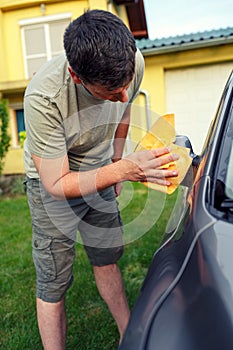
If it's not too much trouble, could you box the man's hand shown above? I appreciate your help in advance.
[119,147,179,186]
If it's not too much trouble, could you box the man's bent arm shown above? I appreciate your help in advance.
[32,147,179,200]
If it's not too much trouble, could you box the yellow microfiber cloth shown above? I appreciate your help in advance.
[135,114,192,194]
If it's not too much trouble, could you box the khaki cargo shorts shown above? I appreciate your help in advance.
[26,177,124,303]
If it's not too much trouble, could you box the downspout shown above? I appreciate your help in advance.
[139,89,151,131]
[107,0,113,12]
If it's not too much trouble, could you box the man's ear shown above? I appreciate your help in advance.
[68,66,82,84]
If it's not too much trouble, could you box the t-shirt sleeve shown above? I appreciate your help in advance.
[24,94,67,159]
[128,48,145,103]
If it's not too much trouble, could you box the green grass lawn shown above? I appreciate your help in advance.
[0,182,176,350]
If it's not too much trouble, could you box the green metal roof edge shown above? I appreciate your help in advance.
[136,27,233,55]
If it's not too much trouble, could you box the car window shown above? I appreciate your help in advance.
[225,141,233,199]
[214,100,233,214]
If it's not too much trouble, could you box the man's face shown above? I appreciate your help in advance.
[68,66,131,102]
[81,81,130,103]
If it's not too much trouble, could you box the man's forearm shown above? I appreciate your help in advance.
[55,161,125,199]
[112,106,130,162]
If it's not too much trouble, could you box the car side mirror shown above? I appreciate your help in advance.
[175,135,200,167]
[175,135,201,186]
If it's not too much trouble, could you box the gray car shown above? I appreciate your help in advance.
[120,70,233,350]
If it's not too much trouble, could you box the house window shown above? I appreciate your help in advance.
[10,108,25,147]
[16,109,25,135]
[19,13,71,79]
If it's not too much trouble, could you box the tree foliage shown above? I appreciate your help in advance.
[0,99,11,175]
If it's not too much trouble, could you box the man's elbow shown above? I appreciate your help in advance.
[43,182,67,201]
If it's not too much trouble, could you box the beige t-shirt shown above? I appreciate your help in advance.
[24,49,144,178]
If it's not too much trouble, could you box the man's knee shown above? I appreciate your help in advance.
[84,245,124,266]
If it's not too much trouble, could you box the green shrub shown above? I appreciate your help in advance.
[0,99,11,175]
[19,131,26,148]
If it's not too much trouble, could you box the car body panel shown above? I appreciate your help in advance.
[120,71,233,350]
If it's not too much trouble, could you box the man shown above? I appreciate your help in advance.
[24,9,178,349]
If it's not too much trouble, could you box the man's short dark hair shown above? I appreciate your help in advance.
[64,9,137,89]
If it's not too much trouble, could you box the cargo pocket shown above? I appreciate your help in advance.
[32,234,56,282]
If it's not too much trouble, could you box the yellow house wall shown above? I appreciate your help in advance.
[0,12,7,82]
[141,43,233,116]
[88,0,107,10]
[125,42,233,148]
[3,148,25,174]
[0,0,109,82]
[0,0,127,84]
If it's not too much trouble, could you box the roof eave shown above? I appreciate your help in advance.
[139,36,233,56]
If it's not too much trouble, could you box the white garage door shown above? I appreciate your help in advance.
[165,63,233,154]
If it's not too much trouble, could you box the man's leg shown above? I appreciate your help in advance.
[36,297,66,350]
[26,179,79,349]
[93,263,130,341]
